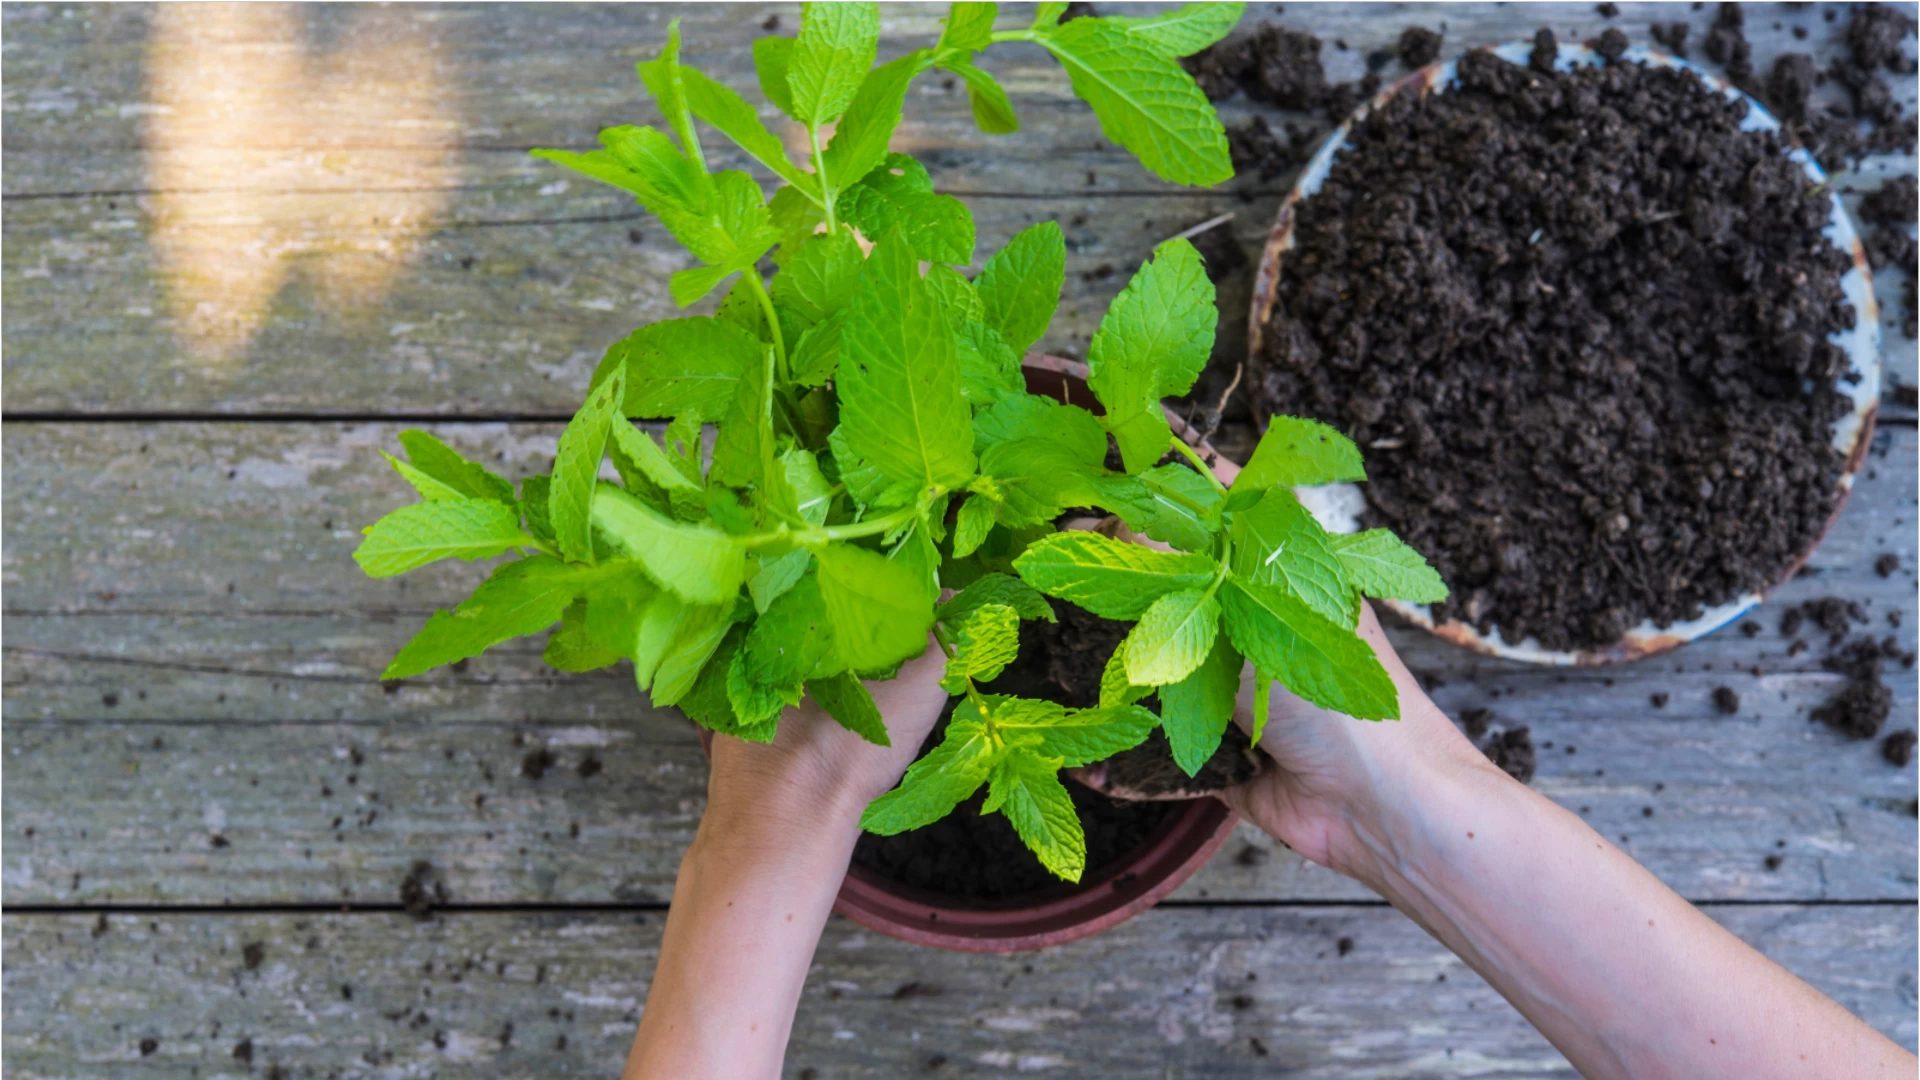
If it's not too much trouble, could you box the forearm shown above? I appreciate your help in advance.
[624,786,861,1079]
[1335,758,1911,1078]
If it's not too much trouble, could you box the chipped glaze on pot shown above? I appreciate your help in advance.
[1250,41,1882,667]
[700,356,1238,954]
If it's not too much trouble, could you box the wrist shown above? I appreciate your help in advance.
[1320,729,1508,890]
[704,739,870,848]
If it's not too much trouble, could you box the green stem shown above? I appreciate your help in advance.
[743,273,790,385]
[808,123,839,231]
[1171,437,1229,495]
[739,502,923,551]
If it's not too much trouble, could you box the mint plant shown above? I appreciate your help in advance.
[354,2,1447,883]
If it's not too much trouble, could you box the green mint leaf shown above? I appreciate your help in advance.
[984,694,1158,768]
[788,2,879,124]
[354,499,534,579]
[809,672,891,746]
[984,748,1084,882]
[772,447,835,526]
[748,550,811,613]
[772,230,865,324]
[827,424,915,510]
[395,430,516,503]
[550,369,626,563]
[591,485,745,605]
[1128,462,1223,551]
[953,60,1020,133]
[1249,669,1272,743]
[545,600,623,672]
[1122,586,1221,685]
[599,316,761,423]
[1098,640,1152,707]
[821,50,936,188]
[938,571,1056,625]
[635,19,705,172]
[656,171,783,305]
[923,264,984,321]
[642,600,736,703]
[609,419,702,518]
[1233,415,1366,493]
[1330,530,1450,604]
[861,712,996,833]
[817,541,936,672]
[1033,17,1232,186]
[680,64,818,192]
[1229,487,1354,628]
[976,220,1065,358]
[754,36,798,117]
[531,124,704,207]
[837,228,976,490]
[769,185,827,262]
[663,415,706,486]
[1032,2,1071,31]
[1087,237,1216,472]
[728,635,804,726]
[837,153,975,265]
[1104,3,1245,57]
[955,319,1025,406]
[890,515,944,600]
[951,494,997,559]
[941,602,1021,692]
[684,627,778,741]
[790,307,848,387]
[581,569,659,657]
[940,2,998,52]
[1012,531,1217,619]
[383,451,464,502]
[384,556,595,678]
[710,342,776,489]
[974,390,1100,455]
[742,571,835,694]
[1219,578,1399,721]
[1158,631,1241,775]
[520,476,556,548]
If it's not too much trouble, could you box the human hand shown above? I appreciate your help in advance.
[705,641,951,833]
[1217,602,1498,875]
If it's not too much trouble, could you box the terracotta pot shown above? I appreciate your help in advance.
[698,355,1238,953]
[1249,41,1881,666]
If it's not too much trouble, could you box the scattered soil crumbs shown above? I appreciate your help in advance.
[1780,596,1914,745]
[1399,26,1443,69]
[850,601,1176,899]
[1253,47,1857,652]
[1480,725,1537,784]
[1883,729,1917,767]
[1712,686,1742,714]
[1650,22,1691,59]
[1186,23,1383,132]
[399,859,446,920]
[1856,176,1918,340]
[1875,552,1902,578]
[1703,2,1753,82]
[520,746,556,779]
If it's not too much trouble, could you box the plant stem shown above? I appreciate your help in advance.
[740,502,923,551]
[743,272,790,385]
[1171,436,1229,495]
[808,123,838,231]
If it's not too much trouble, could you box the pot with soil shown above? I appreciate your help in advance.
[1248,37,1881,665]
[731,357,1248,954]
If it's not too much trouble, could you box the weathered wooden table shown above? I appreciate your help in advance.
[4,3,1915,1076]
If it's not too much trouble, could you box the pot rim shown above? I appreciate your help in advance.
[1248,40,1882,667]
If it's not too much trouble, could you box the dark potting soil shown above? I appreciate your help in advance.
[1398,26,1443,70]
[1252,48,1859,652]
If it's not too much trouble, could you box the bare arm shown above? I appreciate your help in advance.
[1223,605,1914,1079]
[624,646,950,1080]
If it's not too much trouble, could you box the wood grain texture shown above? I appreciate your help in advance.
[4,2,1913,415]
[4,421,1914,905]
[4,905,1914,1078]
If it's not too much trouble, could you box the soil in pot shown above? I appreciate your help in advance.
[850,600,1180,899]
[1251,46,1860,653]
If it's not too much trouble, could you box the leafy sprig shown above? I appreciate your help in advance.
[356,2,1448,882]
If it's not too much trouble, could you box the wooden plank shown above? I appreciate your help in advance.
[4,2,1912,414]
[2,904,1912,1078]
[4,421,1914,904]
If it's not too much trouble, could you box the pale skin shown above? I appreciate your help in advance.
[625,486,1914,1080]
